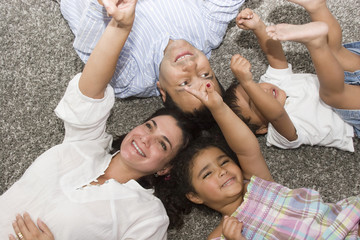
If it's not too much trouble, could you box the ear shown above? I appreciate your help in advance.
[185,192,204,205]
[255,125,268,135]
[156,165,172,176]
[156,82,166,102]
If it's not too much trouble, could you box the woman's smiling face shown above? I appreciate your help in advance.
[157,39,222,113]
[120,115,183,176]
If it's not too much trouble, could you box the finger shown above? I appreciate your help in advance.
[102,0,115,15]
[23,212,39,233]
[8,234,16,240]
[37,218,54,237]
[205,81,214,94]
[16,214,30,238]
[184,86,202,99]
[12,219,24,240]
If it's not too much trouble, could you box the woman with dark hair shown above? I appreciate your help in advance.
[2,1,197,239]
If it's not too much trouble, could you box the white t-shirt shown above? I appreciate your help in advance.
[0,73,169,239]
[260,65,354,152]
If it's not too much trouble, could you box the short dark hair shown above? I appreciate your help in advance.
[162,76,226,130]
[223,82,260,134]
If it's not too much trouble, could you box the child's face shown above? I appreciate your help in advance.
[234,83,287,133]
[187,146,244,208]
[157,40,222,113]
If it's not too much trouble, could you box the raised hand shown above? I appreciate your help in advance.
[102,0,138,30]
[222,216,246,240]
[236,8,262,31]
[230,54,254,86]
[9,212,54,240]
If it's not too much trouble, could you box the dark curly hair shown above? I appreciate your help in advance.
[223,82,261,134]
[154,135,238,229]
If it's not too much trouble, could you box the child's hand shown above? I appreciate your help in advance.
[184,81,223,112]
[231,54,254,86]
[222,216,246,240]
[236,8,262,31]
[103,0,137,30]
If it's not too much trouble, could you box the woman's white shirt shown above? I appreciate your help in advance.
[0,73,169,240]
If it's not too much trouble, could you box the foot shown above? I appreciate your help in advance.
[266,22,328,47]
[287,0,327,14]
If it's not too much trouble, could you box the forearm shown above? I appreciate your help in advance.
[211,102,260,156]
[211,103,273,181]
[79,19,131,99]
[252,23,288,69]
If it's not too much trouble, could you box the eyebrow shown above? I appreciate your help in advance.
[197,154,227,178]
[151,119,173,149]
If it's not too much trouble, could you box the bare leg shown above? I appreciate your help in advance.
[287,0,360,72]
[266,22,360,109]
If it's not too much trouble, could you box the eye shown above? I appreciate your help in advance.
[179,81,188,87]
[221,159,230,166]
[145,122,152,129]
[202,171,212,179]
[201,72,209,78]
[160,141,167,151]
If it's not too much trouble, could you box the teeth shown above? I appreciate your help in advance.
[176,54,191,62]
[222,178,233,187]
[272,90,276,96]
[132,141,145,157]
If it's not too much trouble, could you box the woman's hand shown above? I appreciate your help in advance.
[9,212,54,240]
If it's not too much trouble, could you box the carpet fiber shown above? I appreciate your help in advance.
[1,0,359,239]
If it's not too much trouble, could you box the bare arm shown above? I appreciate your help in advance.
[185,83,273,182]
[236,8,287,69]
[79,0,137,99]
[231,55,297,141]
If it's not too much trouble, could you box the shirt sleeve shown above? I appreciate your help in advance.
[54,73,115,143]
[260,64,293,84]
[266,122,304,149]
[201,0,245,49]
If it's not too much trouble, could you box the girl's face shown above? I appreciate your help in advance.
[120,115,183,176]
[187,147,244,208]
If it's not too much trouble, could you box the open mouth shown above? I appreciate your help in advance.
[272,89,277,98]
[132,140,145,157]
[221,177,235,188]
[175,52,192,62]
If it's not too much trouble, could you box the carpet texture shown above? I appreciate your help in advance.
[1,0,359,239]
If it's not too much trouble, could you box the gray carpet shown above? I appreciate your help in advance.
[1,0,359,239]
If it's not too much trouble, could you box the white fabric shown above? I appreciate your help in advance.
[260,65,354,152]
[0,73,169,240]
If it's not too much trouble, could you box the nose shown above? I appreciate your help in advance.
[141,133,154,147]
[219,167,227,177]
[182,59,196,72]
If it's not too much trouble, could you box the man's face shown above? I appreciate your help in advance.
[157,40,222,113]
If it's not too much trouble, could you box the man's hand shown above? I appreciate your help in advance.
[103,0,138,30]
